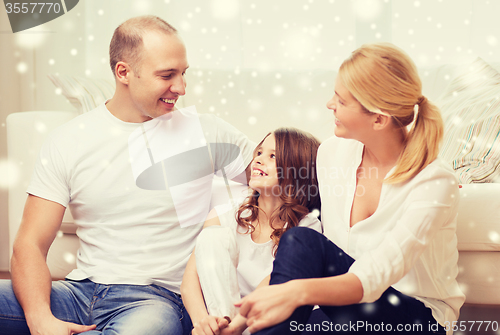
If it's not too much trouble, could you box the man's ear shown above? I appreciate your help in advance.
[372,113,392,131]
[115,61,132,85]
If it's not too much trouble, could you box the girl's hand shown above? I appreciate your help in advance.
[220,323,243,335]
[192,315,229,335]
[236,282,301,333]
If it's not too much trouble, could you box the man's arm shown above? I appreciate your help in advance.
[10,195,96,334]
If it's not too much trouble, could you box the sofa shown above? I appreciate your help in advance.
[6,58,500,306]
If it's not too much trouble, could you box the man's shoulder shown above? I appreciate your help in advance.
[51,105,105,135]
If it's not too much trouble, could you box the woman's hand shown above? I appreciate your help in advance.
[192,315,229,335]
[236,281,302,333]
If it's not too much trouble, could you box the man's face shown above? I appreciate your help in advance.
[127,31,189,121]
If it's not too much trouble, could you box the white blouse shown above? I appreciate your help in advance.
[215,203,323,297]
[317,136,465,329]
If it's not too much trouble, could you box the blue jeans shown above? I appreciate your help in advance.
[255,227,446,335]
[0,279,192,335]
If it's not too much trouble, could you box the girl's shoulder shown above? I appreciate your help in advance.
[212,203,239,229]
[298,212,323,234]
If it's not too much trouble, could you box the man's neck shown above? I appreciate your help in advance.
[106,95,152,123]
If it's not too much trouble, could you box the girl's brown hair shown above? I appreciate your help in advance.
[236,127,321,254]
[338,42,444,184]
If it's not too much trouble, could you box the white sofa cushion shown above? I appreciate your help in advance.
[48,74,116,114]
[456,183,500,251]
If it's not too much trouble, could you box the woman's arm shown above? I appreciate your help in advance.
[181,209,229,335]
[237,273,362,333]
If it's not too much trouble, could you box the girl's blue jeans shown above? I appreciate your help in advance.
[255,227,447,335]
[0,278,192,335]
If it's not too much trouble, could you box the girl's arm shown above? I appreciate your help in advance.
[237,273,362,333]
[181,208,229,334]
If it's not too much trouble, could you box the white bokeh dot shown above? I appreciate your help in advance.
[388,294,400,306]
[0,159,20,189]
[16,62,28,74]
[248,116,257,125]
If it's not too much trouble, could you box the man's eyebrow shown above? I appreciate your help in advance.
[154,66,189,74]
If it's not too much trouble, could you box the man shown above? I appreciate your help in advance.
[0,16,254,335]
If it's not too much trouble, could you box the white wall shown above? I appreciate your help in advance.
[0,0,499,270]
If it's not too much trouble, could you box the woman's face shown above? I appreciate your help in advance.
[326,79,375,140]
[249,134,280,194]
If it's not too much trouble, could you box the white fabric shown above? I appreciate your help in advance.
[456,183,500,251]
[196,226,241,320]
[317,135,465,332]
[27,103,254,294]
[196,203,322,317]
[218,204,322,297]
[456,251,500,305]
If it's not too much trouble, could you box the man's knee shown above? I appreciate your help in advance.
[0,280,30,334]
[103,302,187,335]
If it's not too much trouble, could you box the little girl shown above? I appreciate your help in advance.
[181,127,322,335]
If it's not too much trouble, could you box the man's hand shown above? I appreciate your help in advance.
[236,282,300,333]
[191,315,229,335]
[28,315,96,335]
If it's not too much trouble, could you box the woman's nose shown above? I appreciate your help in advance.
[326,97,336,111]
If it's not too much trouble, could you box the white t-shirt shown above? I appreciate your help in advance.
[317,136,465,329]
[214,203,323,297]
[27,103,254,294]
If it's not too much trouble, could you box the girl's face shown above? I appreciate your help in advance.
[326,79,375,140]
[249,134,280,194]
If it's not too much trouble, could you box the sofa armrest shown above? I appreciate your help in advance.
[457,183,500,251]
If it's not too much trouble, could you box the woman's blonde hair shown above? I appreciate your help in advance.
[338,42,443,184]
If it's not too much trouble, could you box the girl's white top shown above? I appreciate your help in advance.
[214,203,323,297]
[317,136,465,331]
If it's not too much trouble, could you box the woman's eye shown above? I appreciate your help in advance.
[271,154,276,159]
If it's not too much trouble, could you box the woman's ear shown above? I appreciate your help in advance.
[115,62,131,85]
[372,114,392,131]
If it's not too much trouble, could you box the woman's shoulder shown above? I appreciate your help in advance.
[319,135,360,155]
[411,157,458,184]
[317,135,362,168]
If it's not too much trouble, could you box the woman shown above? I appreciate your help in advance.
[181,127,322,335]
[237,43,465,335]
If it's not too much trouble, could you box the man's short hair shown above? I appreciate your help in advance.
[109,15,177,76]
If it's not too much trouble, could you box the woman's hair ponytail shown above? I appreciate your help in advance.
[385,97,444,184]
